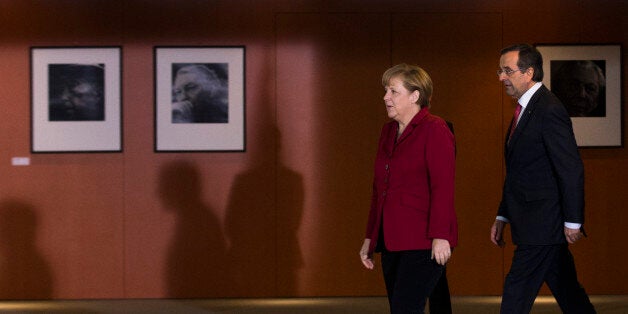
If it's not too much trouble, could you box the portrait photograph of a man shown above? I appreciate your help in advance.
[31,46,121,152]
[537,44,621,147]
[154,46,245,152]
[48,64,105,121]
[171,63,229,124]
[550,60,606,117]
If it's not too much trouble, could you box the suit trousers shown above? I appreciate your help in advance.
[501,244,596,314]
[381,249,444,314]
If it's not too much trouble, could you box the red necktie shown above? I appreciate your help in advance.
[509,104,522,140]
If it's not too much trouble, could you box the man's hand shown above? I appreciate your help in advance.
[172,101,194,123]
[565,227,585,244]
[491,219,506,247]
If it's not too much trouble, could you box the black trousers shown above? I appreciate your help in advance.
[429,267,452,314]
[501,244,596,314]
[381,249,445,314]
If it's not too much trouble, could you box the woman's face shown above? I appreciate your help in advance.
[383,76,419,123]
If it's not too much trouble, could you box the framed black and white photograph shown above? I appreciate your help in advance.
[154,46,245,152]
[536,44,622,147]
[31,47,122,152]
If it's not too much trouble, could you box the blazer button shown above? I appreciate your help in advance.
[385,164,389,171]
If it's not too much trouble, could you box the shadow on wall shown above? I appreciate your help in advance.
[0,199,53,299]
[158,161,232,298]
[225,126,304,296]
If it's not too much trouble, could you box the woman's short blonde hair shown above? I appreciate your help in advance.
[382,63,433,108]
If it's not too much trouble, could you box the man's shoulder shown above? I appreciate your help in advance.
[531,84,553,101]
[531,85,564,110]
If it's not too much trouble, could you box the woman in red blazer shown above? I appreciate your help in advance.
[359,64,458,313]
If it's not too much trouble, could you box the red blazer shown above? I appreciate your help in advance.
[365,108,458,253]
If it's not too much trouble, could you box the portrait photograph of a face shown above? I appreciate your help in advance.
[170,63,229,124]
[537,44,622,148]
[154,46,245,152]
[31,46,122,153]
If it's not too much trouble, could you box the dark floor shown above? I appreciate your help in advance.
[0,295,626,313]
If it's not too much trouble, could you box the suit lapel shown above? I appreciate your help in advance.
[506,85,545,158]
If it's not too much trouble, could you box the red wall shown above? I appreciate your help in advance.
[0,0,626,299]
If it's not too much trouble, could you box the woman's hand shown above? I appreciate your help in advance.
[431,238,451,265]
[359,239,374,270]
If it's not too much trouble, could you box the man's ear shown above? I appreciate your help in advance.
[525,67,534,78]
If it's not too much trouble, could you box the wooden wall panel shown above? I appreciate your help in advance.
[119,2,279,298]
[502,0,628,294]
[0,0,625,299]
[391,13,504,295]
[276,12,391,296]
[0,1,126,298]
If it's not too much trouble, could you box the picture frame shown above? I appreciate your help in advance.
[536,44,622,148]
[31,46,122,153]
[154,46,246,152]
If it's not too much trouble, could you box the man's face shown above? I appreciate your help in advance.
[173,70,213,105]
[555,66,601,116]
[499,51,533,99]
[61,82,102,120]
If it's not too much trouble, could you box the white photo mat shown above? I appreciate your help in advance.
[536,44,622,147]
[31,47,122,152]
[154,46,245,152]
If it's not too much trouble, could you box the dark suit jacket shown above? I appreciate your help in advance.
[366,108,458,253]
[498,84,585,245]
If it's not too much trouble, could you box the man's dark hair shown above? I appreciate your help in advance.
[501,44,544,82]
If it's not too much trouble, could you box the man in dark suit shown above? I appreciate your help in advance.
[490,44,596,314]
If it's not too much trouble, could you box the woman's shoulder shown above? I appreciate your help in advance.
[422,112,455,138]
[424,112,449,128]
